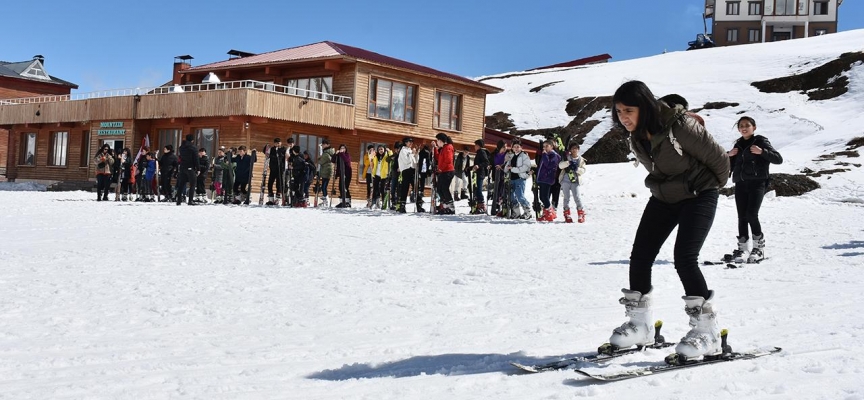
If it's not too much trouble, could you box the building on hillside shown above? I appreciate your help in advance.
[706,0,843,46]
[527,54,612,71]
[0,41,502,198]
[0,55,78,178]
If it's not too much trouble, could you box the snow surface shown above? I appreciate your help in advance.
[0,182,47,192]
[2,31,864,399]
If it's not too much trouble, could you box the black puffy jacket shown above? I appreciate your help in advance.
[729,135,783,183]
[178,142,200,170]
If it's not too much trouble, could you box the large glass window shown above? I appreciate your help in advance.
[194,128,219,158]
[49,131,69,166]
[434,91,462,131]
[775,0,797,16]
[813,1,829,15]
[20,133,36,166]
[748,1,762,15]
[292,133,325,164]
[80,130,90,167]
[158,129,181,152]
[284,77,333,99]
[726,1,740,15]
[749,28,761,42]
[727,28,739,42]
[368,77,417,123]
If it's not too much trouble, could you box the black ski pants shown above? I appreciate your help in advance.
[268,169,284,196]
[366,173,373,199]
[160,173,174,199]
[175,167,197,204]
[735,180,767,240]
[233,178,250,197]
[629,189,718,299]
[437,171,455,205]
[372,176,386,202]
[398,168,415,206]
[196,172,206,195]
[96,174,111,199]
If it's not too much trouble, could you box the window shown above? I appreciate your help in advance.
[815,28,828,35]
[813,1,829,15]
[292,133,325,164]
[19,133,36,166]
[726,1,740,15]
[775,0,796,15]
[368,77,417,123]
[748,1,762,15]
[22,61,50,80]
[158,129,181,152]
[358,142,388,182]
[434,91,463,131]
[80,130,90,167]
[194,128,219,158]
[49,132,69,167]
[284,77,333,99]
[749,28,761,42]
[727,28,739,42]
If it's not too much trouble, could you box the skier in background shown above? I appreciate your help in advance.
[502,139,532,220]
[158,145,178,202]
[607,80,729,363]
[558,142,587,223]
[333,144,352,208]
[317,139,335,207]
[432,133,456,214]
[211,148,226,203]
[727,116,783,263]
[471,139,490,215]
[232,146,253,204]
[536,140,562,221]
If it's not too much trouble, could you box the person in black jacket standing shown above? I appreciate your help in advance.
[728,116,783,263]
[471,139,490,214]
[159,145,179,202]
[195,148,209,203]
[266,138,287,205]
[175,134,200,206]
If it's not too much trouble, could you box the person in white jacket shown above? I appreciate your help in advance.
[558,142,587,223]
[396,137,418,213]
[503,140,533,220]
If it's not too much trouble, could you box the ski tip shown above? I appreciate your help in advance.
[510,362,539,373]
[720,328,729,337]
[654,320,663,328]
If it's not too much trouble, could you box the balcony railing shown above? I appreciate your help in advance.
[0,80,354,106]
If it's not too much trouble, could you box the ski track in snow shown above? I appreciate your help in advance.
[0,160,862,399]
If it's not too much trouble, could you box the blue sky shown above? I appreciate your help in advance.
[4,0,863,93]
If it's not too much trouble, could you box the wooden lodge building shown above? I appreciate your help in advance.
[0,55,78,178]
[0,41,538,197]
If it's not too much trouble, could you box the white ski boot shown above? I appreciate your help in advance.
[673,291,721,360]
[748,234,765,263]
[607,288,655,351]
[727,236,749,263]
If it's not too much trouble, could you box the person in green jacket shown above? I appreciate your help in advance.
[316,139,335,207]
[605,80,730,365]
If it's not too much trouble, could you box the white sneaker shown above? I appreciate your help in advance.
[674,291,721,359]
[609,288,655,349]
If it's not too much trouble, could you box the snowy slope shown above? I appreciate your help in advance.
[482,29,864,202]
[0,175,862,399]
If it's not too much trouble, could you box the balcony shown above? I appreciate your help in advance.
[0,80,355,130]
[705,0,715,17]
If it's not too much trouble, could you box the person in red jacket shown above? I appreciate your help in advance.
[433,132,456,214]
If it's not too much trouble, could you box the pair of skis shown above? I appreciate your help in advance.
[511,323,780,381]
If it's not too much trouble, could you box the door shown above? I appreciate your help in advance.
[101,139,124,155]
[772,32,791,41]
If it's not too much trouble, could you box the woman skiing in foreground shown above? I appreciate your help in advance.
[607,81,729,363]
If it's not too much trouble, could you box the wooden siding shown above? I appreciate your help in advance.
[0,76,73,99]
[353,62,486,147]
[244,90,354,130]
[137,90,247,119]
[0,128,7,176]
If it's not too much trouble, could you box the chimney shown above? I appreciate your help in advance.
[33,54,45,65]
[173,55,194,85]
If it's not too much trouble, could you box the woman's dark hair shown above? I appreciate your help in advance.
[612,80,663,140]
[735,116,756,128]
[121,147,131,156]
[568,142,580,150]
[435,132,453,144]
[494,139,505,154]
[366,144,375,151]
[474,139,485,147]
[164,144,173,152]
[511,138,522,147]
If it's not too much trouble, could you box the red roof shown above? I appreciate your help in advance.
[528,54,612,71]
[184,41,502,93]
